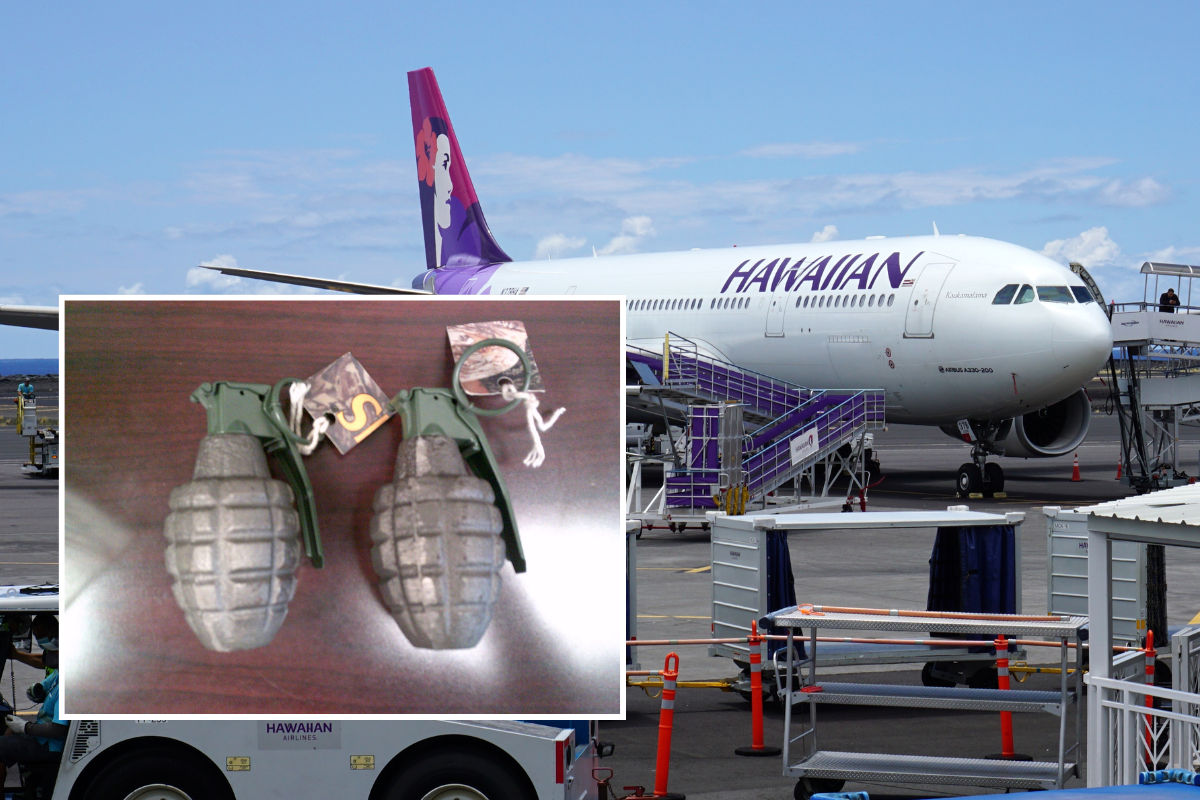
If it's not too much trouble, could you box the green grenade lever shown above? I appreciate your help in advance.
[164,380,322,652]
[369,338,527,650]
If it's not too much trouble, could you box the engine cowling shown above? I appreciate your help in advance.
[1000,388,1092,458]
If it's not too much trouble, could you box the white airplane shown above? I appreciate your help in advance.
[206,67,1114,497]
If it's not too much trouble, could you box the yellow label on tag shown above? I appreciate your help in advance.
[227,757,251,771]
[350,755,375,770]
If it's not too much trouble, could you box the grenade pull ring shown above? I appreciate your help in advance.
[164,380,323,653]
[369,339,529,650]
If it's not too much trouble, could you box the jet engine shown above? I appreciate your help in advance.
[1000,388,1092,458]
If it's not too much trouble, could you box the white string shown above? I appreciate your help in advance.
[287,381,330,457]
[499,383,565,468]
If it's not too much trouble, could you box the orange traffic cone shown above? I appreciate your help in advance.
[1071,453,1081,482]
[1116,455,1123,481]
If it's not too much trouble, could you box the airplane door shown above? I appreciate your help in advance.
[765,290,787,337]
[903,263,954,338]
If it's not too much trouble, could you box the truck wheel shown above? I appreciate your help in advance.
[382,749,530,800]
[80,746,233,800]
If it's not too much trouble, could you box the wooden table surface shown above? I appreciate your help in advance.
[62,298,623,715]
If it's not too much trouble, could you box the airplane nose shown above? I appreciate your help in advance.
[1052,308,1113,375]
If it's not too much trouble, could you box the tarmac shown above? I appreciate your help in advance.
[606,413,1200,800]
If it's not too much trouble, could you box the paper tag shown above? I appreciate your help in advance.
[303,352,391,454]
[447,321,546,396]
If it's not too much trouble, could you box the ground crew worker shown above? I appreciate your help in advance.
[16,381,34,400]
[9,615,58,674]
[0,671,64,771]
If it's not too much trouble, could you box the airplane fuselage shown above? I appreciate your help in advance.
[419,234,1113,426]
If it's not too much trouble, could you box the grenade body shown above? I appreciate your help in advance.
[165,433,302,652]
[370,434,505,649]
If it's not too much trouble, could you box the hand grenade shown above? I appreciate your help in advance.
[165,433,301,652]
[370,434,505,649]
[165,381,323,652]
[369,338,530,649]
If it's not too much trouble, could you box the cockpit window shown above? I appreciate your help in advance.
[1037,286,1075,303]
[993,284,1019,305]
[1071,286,1094,303]
[1014,284,1035,304]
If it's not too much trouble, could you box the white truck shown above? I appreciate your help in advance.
[50,718,607,800]
[0,587,611,800]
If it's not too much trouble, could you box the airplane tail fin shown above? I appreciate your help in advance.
[408,67,511,270]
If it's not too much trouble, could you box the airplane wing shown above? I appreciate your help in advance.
[198,266,430,295]
[0,305,58,331]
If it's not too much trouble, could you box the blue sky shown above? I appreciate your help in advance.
[3,2,1198,356]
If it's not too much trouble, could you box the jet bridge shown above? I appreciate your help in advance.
[626,334,885,527]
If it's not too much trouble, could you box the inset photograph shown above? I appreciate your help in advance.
[61,297,623,716]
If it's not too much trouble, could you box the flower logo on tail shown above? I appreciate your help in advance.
[416,118,437,187]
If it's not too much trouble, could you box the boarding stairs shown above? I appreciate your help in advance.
[1108,261,1200,492]
[626,335,885,517]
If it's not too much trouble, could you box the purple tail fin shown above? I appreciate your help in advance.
[408,67,511,271]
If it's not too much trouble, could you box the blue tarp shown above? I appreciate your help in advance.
[764,529,800,658]
[927,525,1017,614]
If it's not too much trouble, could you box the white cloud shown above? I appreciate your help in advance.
[599,216,655,255]
[1094,177,1170,208]
[1041,227,1122,268]
[116,282,145,295]
[742,141,862,159]
[1141,245,1200,265]
[811,224,839,243]
[535,233,586,260]
[0,189,90,218]
[0,295,24,305]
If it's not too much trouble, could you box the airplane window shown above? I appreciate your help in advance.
[879,294,885,307]
[1037,286,1075,303]
[993,284,1019,304]
[887,294,895,307]
[795,296,801,308]
[722,297,728,309]
[1014,285,1034,304]
[804,296,810,308]
[868,295,875,307]
[1070,286,1094,303]
[837,296,843,308]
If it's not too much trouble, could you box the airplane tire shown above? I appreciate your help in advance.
[956,463,983,496]
[984,462,1005,495]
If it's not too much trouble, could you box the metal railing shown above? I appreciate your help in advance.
[1173,626,1200,772]
[1086,673,1200,785]
[627,338,812,421]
